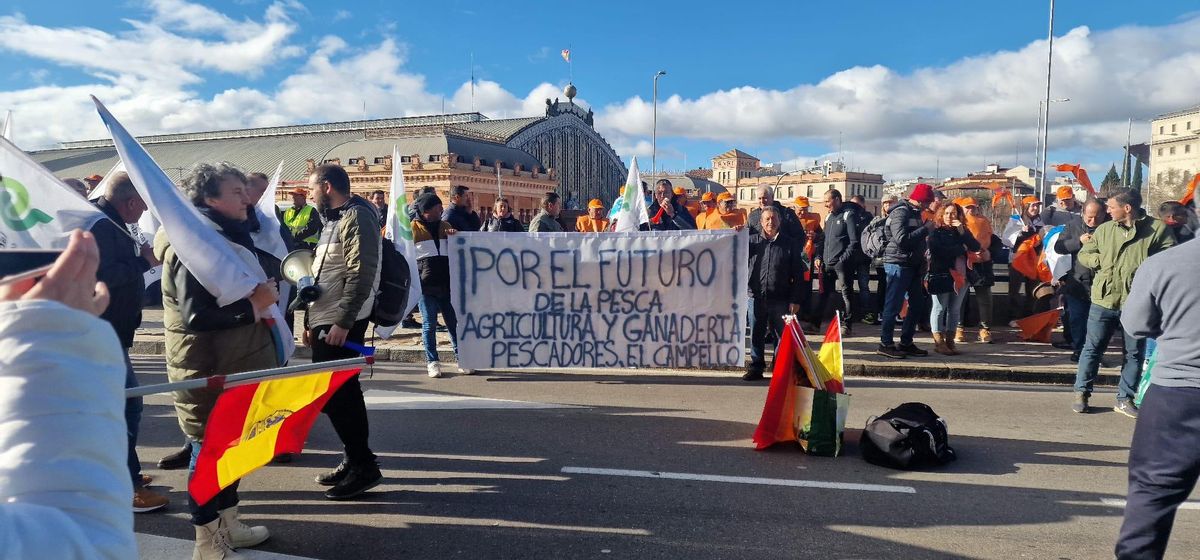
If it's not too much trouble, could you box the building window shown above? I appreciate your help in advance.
[1190,121,1194,130]
[787,186,794,197]
[1158,148,1164,156]
[1157,172,1163,183]
[1188,144,1193,154]
[1171,146,1176,155]
[1172,123,1177,132]
[1159,126,1164,134]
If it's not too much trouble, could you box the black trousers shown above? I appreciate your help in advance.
[311,319,376,465]
[1117,384,1200,559]
[749,298,790,373]
[817,258,872,324]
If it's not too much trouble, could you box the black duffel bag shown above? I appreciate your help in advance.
[860,402,957,469]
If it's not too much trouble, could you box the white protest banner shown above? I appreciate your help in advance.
[449,229,749,370]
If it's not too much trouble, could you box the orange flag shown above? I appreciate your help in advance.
[190,368,360,505]
[1055,164,1097,197]
[987,182,1016,211]
[1015,308,1061,343]
[1010,235,1043,280]
[1181,172,1200,205]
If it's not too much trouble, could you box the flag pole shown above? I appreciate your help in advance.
[125,357,370,398]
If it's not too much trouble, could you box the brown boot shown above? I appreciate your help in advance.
[932,332,954,356]
[978,327,993,344]
[945,335,959,355]
[954,327,967,343]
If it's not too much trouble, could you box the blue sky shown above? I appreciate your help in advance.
[3,0,1199,180]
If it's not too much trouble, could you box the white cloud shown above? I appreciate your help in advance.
[333,9,352,22]
[596,17,1200,178]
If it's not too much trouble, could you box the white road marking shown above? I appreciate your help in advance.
[561,467,916,494]
[1100,498,1200,510]
[363,389,580,410]
[138,533,317,559]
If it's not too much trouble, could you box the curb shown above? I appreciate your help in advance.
[130,340,1118,386]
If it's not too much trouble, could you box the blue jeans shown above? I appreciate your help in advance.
[187,440,239,525]
[930,288,968,333]
[1063,294,1090,355]
[123,352,143,487]
[1074,304,1144,401]
[880,264,921,347]
[418,293,459,363]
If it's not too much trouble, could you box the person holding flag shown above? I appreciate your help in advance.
[155,163,280,558]
[90,171,169,513]
[303,163,384,500]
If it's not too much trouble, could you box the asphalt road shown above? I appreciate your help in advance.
[129,357,1199,559]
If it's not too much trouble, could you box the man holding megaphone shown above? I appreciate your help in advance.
[299,163,384,501]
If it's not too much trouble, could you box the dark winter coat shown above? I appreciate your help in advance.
[481,214,526,232]
[882,201,930,268]
[443,203,482,232]
[748,231,808,304]
[822,201,868,267]
[1054,216,1100,300]
[91,198,150,349]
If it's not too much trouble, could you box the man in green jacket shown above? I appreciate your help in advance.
[1073,188,1175,417]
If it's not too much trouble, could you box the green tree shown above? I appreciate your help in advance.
[1100,163,1121,196]
[1131,161,1143,190]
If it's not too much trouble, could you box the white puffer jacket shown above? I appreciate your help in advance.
[0,300,135,560]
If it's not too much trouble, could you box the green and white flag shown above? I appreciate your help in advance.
[611,157,649,232]
[375,145,422,339]
[0,136,106,249]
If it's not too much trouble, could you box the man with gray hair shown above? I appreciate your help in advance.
[744,206,807,381]
[89,171,168,514]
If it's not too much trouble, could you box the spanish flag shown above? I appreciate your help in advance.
[190,369,360,505]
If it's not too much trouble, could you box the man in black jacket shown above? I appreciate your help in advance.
[90,172,169,513]
[817,188,870,335]
[644,179,696,230]
[442,185,482,232]
[745,207,807,381]
[878,183,935,359]
[1055,199,1106,362]
[747,185,804,240]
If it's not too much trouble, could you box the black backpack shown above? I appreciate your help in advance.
[370,237,412,328]
[861,216,888,260]
[859,402,956,469]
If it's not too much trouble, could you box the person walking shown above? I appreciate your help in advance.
[304,163,384,500]
[1114,206,1200,558]
[156,163,279,558]
[816,189,869,335]
[91,171,170,513]
[481,198,525,232]
[877,184,935,359]
[927,202,981,355]
[744,207,807,381]
[1073,188,1174,417]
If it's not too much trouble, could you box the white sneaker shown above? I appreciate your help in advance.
[458,366,475,375]
[427,362,443,378]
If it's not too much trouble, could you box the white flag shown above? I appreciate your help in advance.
[1042,224,1071,285]
[92,96,294,361]
[611,157,649,232]
[374,145,422,339]
[251,160,292,309]
[1001,212,1024,249]
[1,111,11,141]
[0,136,106,248]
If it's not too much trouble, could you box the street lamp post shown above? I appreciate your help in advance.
[1038,0,1057,202]
[1034,97,1069,195]
[652,70,666,176]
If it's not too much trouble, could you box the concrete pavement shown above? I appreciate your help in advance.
[129,357,1197,559]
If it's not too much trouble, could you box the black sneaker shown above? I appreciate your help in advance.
[877,344,906,359]
[157,443,192,470]
[862,313,879,326]
[324,462,383,501]
[315,458,351,486]
[401,318,421,329]
[1071,392,1089,413]
[1070,352,1080,363]
[1114,400,1139,419]
[897,343,929,357]
[840,321,852,337]
[742,370,765,381]
[272,453,295,464]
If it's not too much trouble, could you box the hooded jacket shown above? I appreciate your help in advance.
[91,198,150,348]
[882,201,930,267]
[822,201,867,267]
[1077,213,1174,310]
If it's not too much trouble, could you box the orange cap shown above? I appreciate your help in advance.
[793,196,810,207]
[290,187,309,196]
[1056,186,1075,200]
[716,192,734,202]
[1022,195,1040,205]
[587,198,604,209]
[673,186,686,196]
[701,192,716,202]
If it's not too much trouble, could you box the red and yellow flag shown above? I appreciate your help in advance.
[190,368,360,505]
[752,318,846,450]
[815,317,844,393]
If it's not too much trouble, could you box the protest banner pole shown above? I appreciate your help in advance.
[125,356,370,398]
